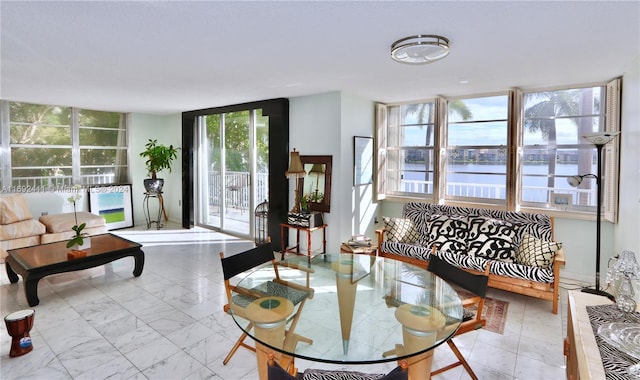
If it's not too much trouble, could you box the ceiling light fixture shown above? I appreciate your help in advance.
[390,35,450,65]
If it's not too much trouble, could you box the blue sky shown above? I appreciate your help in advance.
[401,96,588,146]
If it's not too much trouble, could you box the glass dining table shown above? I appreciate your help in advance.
[230,253,463,380]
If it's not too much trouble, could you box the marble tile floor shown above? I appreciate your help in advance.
[1,226,571,379]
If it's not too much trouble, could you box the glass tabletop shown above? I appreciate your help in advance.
[230,253,463,364]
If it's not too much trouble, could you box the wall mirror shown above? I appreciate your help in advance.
[297,155,332,213]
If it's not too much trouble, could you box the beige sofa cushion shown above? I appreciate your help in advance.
[0,194,34,224]
[0,219,46,240]
[39,212,106,233]
[40,226,108,244]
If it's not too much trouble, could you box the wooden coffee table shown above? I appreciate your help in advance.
[5,233,144,306]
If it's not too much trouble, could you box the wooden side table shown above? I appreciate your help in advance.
[280,223,327,260]
[340,243,377,255]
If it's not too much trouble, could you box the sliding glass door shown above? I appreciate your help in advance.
[195,109,269,237]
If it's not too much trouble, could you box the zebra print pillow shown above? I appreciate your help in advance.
[302,366,406,380]
[515,233,561,269]
[424,214,469,254]
[467,217,519,262]
[383,217,420,243]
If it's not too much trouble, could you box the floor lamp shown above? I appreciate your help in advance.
[567,131,620,300]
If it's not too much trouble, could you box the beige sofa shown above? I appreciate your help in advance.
[0,194,107,260]
[0,194,46,260]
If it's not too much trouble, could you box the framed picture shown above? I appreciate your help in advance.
[89,184,134,230]
[354,136,373,186]
[552,193,572,208]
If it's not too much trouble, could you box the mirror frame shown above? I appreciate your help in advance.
[297,155,332,213]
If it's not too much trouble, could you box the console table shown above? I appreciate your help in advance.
[565,291,609,380]
[280,223,327,260]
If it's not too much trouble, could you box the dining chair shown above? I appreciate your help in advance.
[219,242,315,365]
[267,353,409,380]
[426,254,490,380]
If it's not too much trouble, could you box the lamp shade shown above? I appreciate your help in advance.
[309,163,325,174]
[583,131,620,145]
[285,149,305,179]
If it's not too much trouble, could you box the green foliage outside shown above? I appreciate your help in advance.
[8,102,126,181]
[206,110,269,173]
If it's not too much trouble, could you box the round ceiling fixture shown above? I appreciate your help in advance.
[390,35,450,64]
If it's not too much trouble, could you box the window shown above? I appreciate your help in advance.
[521,87,605,211]
[445,95,509,204]
[377,79,621,221]
[384,101,437,199]
[0,101,128,190]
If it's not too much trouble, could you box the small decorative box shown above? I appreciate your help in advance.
[287,212,323,228]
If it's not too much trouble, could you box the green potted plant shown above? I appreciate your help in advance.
[139,139,180,193]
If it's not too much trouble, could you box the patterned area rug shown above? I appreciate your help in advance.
[457,290,509,335]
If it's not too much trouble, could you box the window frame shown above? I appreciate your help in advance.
[0,100,130,189]
[376,79,621,222]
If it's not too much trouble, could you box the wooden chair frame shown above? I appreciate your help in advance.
[220,243,314,366]
[427,255,490,380]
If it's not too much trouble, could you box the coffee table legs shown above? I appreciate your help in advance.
[6,251,145,306]
[24,278,40,306]
[133,251,145,277]
[5,262,19,283]
[6,260,40,306]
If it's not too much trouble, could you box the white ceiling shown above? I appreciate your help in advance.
[2,1,639,115]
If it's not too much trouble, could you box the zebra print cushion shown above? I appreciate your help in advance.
[382,217,420,243]
[433,250,555,283]
[402,202,553,243]
[467,217,519,262]
[424,214,469,254]
[302,365,407,380]
[380,241,431,261]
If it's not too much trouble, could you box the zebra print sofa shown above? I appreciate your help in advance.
[376,202,565,314]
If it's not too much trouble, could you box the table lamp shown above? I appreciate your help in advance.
[285,149,305,214]
[308,163,325,201]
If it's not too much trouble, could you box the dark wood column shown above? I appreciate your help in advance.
[181,98,289,251]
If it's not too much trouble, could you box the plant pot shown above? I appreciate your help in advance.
[144,178,164,193]
[70,236,91,251]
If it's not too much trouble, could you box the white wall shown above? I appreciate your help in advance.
[616,55,640,254]
[289,92,341,251]
[288,91,376,252]
[129,113,182,227]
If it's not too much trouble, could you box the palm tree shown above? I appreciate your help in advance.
[404,100,472,191]
[524,91,579,193]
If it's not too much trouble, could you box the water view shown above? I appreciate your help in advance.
[401,163,597,205]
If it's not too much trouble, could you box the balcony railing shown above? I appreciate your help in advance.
[400,179,596,206]
[207,171,269,212]
[8,173,595,208]
[7,174,116,191]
